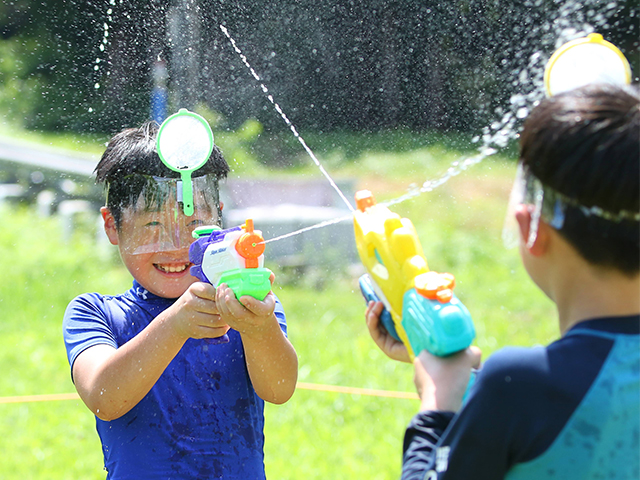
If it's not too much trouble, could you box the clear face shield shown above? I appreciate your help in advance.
[502,162,562,249]
[116,174,222,255]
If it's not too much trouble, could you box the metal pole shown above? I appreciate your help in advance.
[167,0,201,111]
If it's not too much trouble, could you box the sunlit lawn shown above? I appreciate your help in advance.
[0,139,557,479]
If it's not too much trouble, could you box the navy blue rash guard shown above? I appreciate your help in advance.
[401,315,640,480]
[63,280,288,480]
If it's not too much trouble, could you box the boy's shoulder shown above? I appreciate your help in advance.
[64,284,154,332]
[67,281,163,311]
[474,316,639,405]
[65,288,134,314]
[477,344,547,392]
[63,285,165,358]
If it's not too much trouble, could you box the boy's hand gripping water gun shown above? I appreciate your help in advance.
[354,190,476,360]
[189,219,273,344]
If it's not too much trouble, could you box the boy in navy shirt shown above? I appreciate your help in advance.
[63,121,298,479]
[366,84,639,479]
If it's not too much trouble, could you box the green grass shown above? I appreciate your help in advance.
[0,139,557,479]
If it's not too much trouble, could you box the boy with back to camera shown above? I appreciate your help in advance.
[366,84,639,479]
[62,121,298,479]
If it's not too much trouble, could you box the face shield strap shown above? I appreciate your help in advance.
[502,162,527,249]
[525,174,545,248]
[503,162,640,249]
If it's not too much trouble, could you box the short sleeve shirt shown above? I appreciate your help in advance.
[63,280,288,480]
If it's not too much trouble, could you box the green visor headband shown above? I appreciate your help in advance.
[157,109,214,216]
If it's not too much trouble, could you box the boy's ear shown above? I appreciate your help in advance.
[514,204,549,257]
[100,207,119,246]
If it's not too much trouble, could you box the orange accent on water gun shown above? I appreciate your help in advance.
[236,219,265,269]
[414,271,455,301]
[355,190,376,211]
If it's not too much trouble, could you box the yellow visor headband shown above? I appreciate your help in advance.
[544,33,631,97]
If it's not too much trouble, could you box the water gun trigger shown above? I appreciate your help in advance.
[358,274,401,342]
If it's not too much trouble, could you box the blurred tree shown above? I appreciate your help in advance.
[0,0,637,136]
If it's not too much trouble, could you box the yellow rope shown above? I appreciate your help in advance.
[0,393,81,404]
[0,383,418,404]
[296,382,419,399]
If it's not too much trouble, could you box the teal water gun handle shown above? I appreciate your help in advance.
[402,286,477,403]
[463,369,477,405]
[401,288,476,357]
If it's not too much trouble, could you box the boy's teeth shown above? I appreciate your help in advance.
[158,264,188,273]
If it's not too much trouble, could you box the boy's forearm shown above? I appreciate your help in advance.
[241,316,298,404]
[74,312,187,421]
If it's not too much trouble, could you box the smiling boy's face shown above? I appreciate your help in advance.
[101,198,221,299]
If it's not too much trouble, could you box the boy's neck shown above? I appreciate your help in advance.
[547,236,640,334]
[557,271,639,334]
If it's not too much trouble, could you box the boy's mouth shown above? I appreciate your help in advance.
[154,262,191,274]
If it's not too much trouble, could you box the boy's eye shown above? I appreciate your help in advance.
[145,221,162,227]
[188,219,206,228]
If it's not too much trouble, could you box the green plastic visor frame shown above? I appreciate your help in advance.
[156,109,214,216]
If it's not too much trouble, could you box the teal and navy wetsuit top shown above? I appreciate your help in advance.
[402,315,640,479]
[63,280,287,480]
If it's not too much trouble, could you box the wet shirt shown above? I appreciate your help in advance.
[63,280,287,480]
[401,316,640,480]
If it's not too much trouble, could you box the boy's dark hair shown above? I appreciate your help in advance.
[519,84,639,275]
[94,121,230,228]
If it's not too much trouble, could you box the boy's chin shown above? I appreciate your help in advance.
[145,272,198,299]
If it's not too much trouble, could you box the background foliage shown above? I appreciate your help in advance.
[0,0,638,136]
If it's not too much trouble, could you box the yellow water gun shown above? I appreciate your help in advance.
[354,190,475,360]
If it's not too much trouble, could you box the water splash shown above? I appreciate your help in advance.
[92,0,118,96]
[262,214,354,245]
[383,0,630,210]
[219,25,354,212]
[222,0,633,245]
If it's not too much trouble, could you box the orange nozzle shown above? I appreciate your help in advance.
[236,219,265,268]
[355,190,376,212]
[415,272,456,303]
